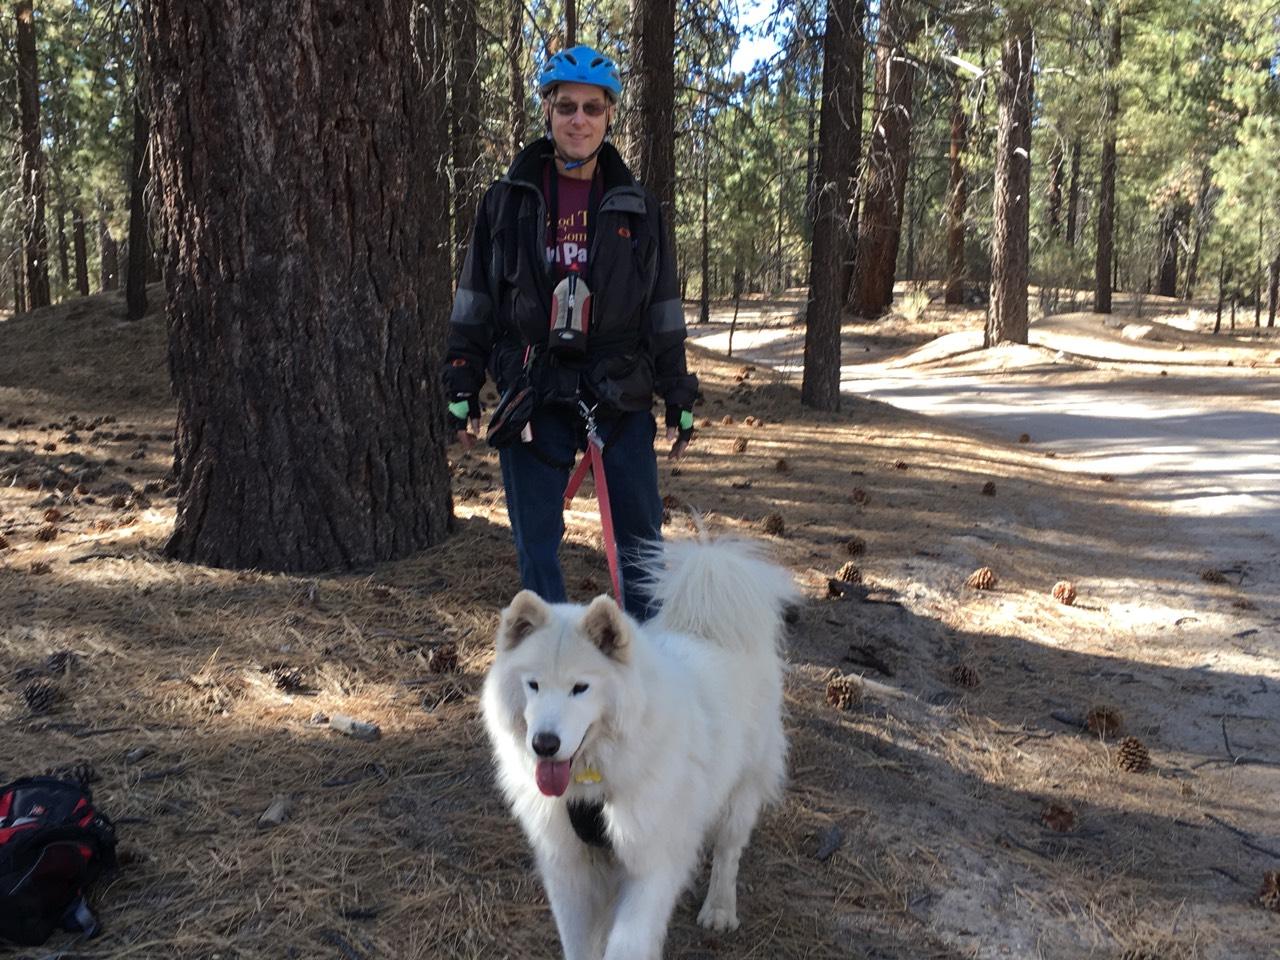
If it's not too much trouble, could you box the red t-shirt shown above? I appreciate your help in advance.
[547,174,592,281]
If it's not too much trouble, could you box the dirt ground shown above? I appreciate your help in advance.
[1,286,1277,959]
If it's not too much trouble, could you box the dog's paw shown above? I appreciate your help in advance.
[697,902,739,932]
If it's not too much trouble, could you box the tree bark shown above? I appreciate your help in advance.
[565,0,575,46]
[55,206,70,291]
[72,207,90,296]
[16,0,51,309]
[448,0,480,279]
[126,97,150,320]
[1047,140,1063,238]
[1065,139,1080,247]
[11,259,24,315]
[802,0,861,411]
[848,0,918,318]
[140,0,453,572]
[1155,204,1182,299]
[1094,13,1120,314]
[1267,254,1278,328]
[99,216,119,290]
[629,0,676,254]
[943,64,967,305]
[986,15,1033,347]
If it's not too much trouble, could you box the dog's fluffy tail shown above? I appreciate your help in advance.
[644,535,798,652]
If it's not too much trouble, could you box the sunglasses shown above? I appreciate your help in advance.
[552,99,609,118]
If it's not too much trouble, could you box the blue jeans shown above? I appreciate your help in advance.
[498,405,663,621]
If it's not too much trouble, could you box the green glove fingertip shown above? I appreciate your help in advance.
[679,410,694,431]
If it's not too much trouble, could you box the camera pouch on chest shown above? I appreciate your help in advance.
[549,272,591,359]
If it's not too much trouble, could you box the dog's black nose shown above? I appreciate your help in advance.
[532,732,561,757]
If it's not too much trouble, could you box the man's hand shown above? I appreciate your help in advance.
[448,397,481,449]
[665,406,694,460]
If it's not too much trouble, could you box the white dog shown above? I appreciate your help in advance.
[481,537,796,960]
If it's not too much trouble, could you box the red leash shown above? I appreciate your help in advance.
[563,403,622,602]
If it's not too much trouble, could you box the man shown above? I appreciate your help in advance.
[443,44,696,621]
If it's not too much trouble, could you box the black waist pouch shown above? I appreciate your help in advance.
[586,352,654,414]
[486,376,536,449]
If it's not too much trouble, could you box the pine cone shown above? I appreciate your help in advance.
[43,507,62,523]
[0,533,9,550]
[761,513,784,536]
[110,494,128,510]
[1199,568,1228,584]
[266,663,306,692]
[981,481,997,496]
[835,561,862,584]
[1085,705,1123,738]
[951,663,981,688]
[1018,433,1031,443]
[966,567,997,590]
[1259,871,1280,912]
[1116,736,1151,773]
[849,487,868,505]
[893,459,908,470]
[720,415,733,425]
[46,762,98,788]
[429,642,460,675]
[29,561,52,575]
[22,679,59,714]
[1040,803,1077,833]
[844,536,866,557]
[732,437,748,454]
[774,457,790,473]
[825,676,861,711]
[45,650,79,675]
[35,523,58,542]
[1052,580,1077,605]
[699,418,713,428]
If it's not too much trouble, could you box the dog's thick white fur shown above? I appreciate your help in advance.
[481,537,796,960]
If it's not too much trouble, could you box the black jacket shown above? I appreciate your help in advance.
[443,138,697,414]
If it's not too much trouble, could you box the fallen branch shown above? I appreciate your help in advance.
[1203,812,1280,859]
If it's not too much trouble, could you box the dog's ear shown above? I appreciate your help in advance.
[499,590,549,650]
[580,594,631,662]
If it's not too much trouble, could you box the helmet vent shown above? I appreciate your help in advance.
[590,57,604,67]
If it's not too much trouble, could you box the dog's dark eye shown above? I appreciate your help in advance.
[527,680,539,692]
[571,683,589,695]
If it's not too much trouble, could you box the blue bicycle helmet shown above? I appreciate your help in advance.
[538,45,622,101]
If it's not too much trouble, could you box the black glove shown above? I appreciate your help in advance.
[665,404,694,445]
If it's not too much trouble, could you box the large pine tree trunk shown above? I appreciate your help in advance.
[1047,140,1063,238]
[1094,14,1120,314]
[629,0,677,243]
[56,206,71,290]
[1155,204,1180,298]
[16,0,51,310]
[943,65,967,306]
[126,98,150,321]
[140,0,453,572]
[72,207,90,296]
[986,15,1033,347]
[1268,253,1278,328]
[802,0,861,411]
[448,0,481,279]
[848,0,918,318]
[1065,139,1080,246]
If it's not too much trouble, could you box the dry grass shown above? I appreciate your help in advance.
[2,287,1276,958]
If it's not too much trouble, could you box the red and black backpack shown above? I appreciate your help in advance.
[0,776,117,946]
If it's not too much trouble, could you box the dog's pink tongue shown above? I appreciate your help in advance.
[535,760,572,797]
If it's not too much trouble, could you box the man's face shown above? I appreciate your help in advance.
[545,82,614,162]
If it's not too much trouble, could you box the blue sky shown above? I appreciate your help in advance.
[729,0,782,74]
